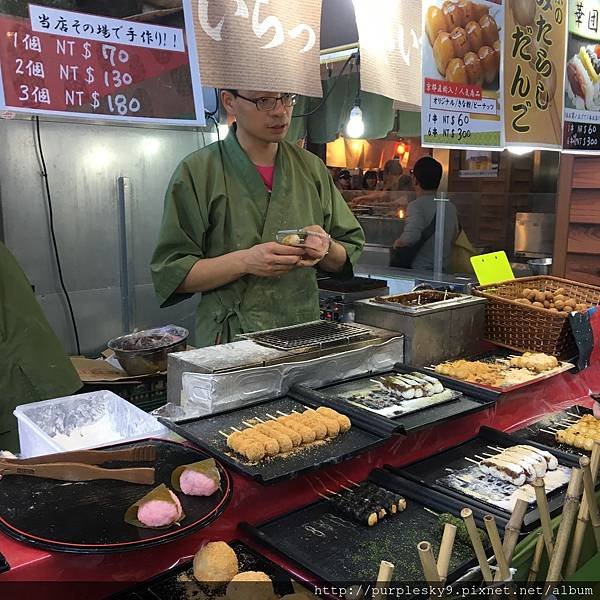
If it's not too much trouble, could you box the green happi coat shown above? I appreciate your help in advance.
[151,128,365,347]
[0,242,82,452]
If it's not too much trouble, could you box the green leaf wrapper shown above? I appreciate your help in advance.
[171,458,221,493]
[124,483,185,529]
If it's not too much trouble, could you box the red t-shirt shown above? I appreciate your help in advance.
[255,165,275,190]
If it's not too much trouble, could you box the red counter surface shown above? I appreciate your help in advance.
[1,364,599,599]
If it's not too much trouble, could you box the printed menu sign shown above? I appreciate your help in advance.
[563,0,600,151]
[504,0,567,148]
[0,4,205,125]
[421,0,503,148]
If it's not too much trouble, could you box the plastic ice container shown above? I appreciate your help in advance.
[14,390,169,457]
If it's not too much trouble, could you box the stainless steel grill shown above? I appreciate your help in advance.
[242,320,373,351]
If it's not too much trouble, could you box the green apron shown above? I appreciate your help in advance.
[151,127,365,347]
[0,242,82,453]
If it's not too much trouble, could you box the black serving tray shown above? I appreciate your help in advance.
[160,395,392,485]
[241,469,489,592]
[108,540,300,600]
[503,405,595,461]
[0,440,232,554]
[389,428,575,531]
[291,366,496,435]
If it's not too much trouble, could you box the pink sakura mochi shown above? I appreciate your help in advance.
[137,490,182,527]
[179,468,219,496]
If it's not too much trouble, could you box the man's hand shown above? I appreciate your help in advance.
[241,242,304,277]
[297,225,331,268]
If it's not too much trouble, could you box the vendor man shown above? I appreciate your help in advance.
[151,90,365,347]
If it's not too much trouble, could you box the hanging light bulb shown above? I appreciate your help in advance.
[346,103,365,138]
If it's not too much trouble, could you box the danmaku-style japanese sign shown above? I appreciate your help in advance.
[353,0,422,110]
[504,0,567,148]
[421,0,504,149]
[184,0,323,98]
[0,4,205,125]
[563,0,600,151]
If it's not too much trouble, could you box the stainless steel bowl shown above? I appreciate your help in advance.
[107,325,188,376]
[527,257,553,276]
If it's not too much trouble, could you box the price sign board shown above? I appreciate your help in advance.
[421,0,503,149]
[0,4,204,125]
[563,0,600,152]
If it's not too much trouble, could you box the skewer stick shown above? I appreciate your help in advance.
[527,533,545,583]
[546,468,583,584]
[242,421,255,428]
[437,523,456,582]
[461,508,493,582]
[566,441,600,576]
[375,560,395,590]
[532,478,555,557]
[540,429,559,435]
[417,541,442,584]
[465,457,480,465]
[579,456,600,550]
[567,412,583,419]
[218,430,230,438]
[484,515,510,581]
[495,498,528,582]
[423,507,440,517]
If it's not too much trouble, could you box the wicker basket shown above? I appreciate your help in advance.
[472,276,600,358]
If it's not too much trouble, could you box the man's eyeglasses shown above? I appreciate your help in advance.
[232,92,297,111]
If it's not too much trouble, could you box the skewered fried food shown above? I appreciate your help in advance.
[264,420,302,446]
[509,352,558,373]
[291,412,328,440]
[301,409,340,437]
[277,416,316,444]
[242,430,280,456]
[252,423,293,453]
[555,414,600,451]
[316,407,352,432]
[226,432,266,462]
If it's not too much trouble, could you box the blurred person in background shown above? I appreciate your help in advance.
[362,170,378,190]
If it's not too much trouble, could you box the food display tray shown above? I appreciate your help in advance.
[292,368,496,434]
[109,540,300,600]
[241,469,492,592]
[0,440,232,554]
[499,406,596,461]
[397,358,575,395]
[389,428,575,531]
[160,395,392,485]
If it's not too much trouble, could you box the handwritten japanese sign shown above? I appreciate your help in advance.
[0,5,204,125]
[421,0,504,149]
[563,0,600,152]
[503,0,567,148]
[184,0,323,97]
[353,0,422,110]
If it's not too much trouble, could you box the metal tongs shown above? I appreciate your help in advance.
[0,445,156,485]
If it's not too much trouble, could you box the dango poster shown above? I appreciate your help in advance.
[421,0,504,149]
[504,0,567,149]
[564,0,600,152]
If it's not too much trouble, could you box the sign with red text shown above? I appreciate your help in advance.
[0,4,204,125]
[421,0,503,148]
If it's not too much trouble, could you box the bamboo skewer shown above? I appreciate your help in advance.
[546,468,583,583]
[565,441,600,576]
[527,533,545,583]
[461,508,493,582]
[375,560,395,593]
[532,478,555,557]
[494,497,528,582]
[437,523,457,582]
[484,515,510,581]
[579,456,600,550]
[417,541,442,584]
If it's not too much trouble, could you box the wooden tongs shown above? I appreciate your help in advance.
[0,445,156,485]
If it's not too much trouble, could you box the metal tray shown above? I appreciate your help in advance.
[108,540,300,600]
[403,358,575,395]
[240,320,372,351]
[241,469,491,591]
[292,368,496,435]
[499,406,596,461]
[159,396,391,485]
[390,428,575,531]
[0,440,232,554]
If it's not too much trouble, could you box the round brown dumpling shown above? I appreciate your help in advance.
[554,300,565,310]
[535,291,546,303]
[543,300,551,308]
[555,288,566,296]
[532,302,544,308]
[545,291,554,300]
[522,288,533,298]
[225,572,273,600]
[576,303,588,311]
[549,307,559,313]
[554,294,566,302]
[193,541,239,584]
[565,299,577,309]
